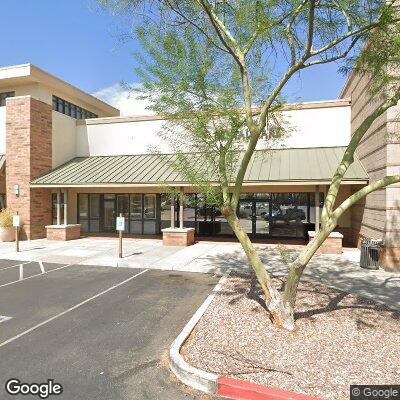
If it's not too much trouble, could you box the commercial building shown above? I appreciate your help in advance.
[0,63,398,270]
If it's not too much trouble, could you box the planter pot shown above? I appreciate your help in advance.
[0,227,15,242]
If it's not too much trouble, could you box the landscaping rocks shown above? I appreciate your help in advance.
[182,272,400,400]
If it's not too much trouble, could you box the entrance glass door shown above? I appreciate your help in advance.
[238,201,253,234]
[255,200,270,235]
[117,194,129,232]
[103,194,116,232]
[143,194,156,234]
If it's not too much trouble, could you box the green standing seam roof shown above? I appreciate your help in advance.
[30,147,369,186]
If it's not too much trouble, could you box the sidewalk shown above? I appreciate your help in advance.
[0,237,398,310]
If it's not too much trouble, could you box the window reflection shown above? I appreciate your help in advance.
[238,202,253,234]
[269,193,308,238]
[183,194,196,229]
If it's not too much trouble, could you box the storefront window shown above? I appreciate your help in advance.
[309,192,324,224]
[238,201,253,234]
[89,194,101,232]
[144,194,156,219]
[74,191,317,239]
[130,194,142,234]
[78,194,88,232]
[117,195,129,232]
[269,193,308,238]
[143,194,156,234]
[183,194,196,230]
[161,193,173,229]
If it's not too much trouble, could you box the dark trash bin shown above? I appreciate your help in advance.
[360,238,383,270]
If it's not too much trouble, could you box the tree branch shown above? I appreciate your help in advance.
[332,175,400,220]
[197,0,243,64]
[321,85,400,225]
[304,36,359,67]
[304,0,316,58]
[164,0,230,54]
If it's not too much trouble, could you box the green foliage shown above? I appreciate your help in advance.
[100,0,398,208]
[0,208,13,228]
[340,5,400,96]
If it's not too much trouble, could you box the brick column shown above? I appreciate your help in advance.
[6,96,52,240]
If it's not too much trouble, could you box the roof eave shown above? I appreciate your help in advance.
[30,179,369,188]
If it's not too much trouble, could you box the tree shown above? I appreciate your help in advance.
[100,0,400,330]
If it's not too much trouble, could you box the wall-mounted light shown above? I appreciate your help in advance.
[14,184,19,197]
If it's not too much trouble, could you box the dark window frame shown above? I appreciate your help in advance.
[0,91,15,107]
[52,95,98,120]
[77,193,160,235]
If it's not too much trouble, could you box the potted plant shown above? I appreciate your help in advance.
[0,208,15,242]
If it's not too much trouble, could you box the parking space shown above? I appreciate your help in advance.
[0,259,219,399]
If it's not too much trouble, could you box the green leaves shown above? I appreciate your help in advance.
[100,0,398,207]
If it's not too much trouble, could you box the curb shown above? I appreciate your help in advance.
[217,377,321,400]
[169,270,322,400]
[169,270,230,393]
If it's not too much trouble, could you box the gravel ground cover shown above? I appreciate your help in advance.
[182,272,400,400]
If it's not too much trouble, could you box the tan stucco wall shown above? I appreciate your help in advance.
[341,71,400,268]
[0,106,5,154]
[75,104,351,157]
[0,64,119,117]
[0,82,108,117]
[342,73,400,240]
[52,111,77,168]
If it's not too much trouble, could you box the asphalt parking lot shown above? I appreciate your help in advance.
[0,259,219,399]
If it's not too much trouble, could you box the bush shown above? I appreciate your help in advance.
[0,208,14,228]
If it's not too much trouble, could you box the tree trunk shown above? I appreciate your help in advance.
[226,214,295,331]
[283,224,334,308]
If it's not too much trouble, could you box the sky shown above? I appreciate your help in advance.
[0,0,348,115]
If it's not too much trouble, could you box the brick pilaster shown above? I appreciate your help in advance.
[6,96,52,240]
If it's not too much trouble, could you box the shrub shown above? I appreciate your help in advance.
[0,208,14,228]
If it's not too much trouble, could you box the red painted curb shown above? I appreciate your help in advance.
[217,377,322,400]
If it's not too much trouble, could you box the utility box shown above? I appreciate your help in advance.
[360,238,383,270]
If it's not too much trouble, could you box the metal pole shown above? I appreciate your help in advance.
[63,190,68,225]
[119,213,123,258]
[56,190,61,225]
[15,211,19,252]
[170,193,175,229]
[315,185,320,233]
[179,188,184,229]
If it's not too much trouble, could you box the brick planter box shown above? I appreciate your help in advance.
[308,231,343,254]
[162,228,195,246]
[46,224,81,241]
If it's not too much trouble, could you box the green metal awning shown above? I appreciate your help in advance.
[30,147,368,187]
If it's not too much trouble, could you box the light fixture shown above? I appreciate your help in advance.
[14,184,19,196]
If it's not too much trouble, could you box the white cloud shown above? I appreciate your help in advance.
[92,83,154,116]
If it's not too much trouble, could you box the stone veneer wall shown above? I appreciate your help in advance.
[6,96,52,240]
[341,74,400,270]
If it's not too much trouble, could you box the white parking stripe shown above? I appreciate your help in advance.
[0,263,73,289]
[0,261,32,272]
[0,316,12,324]
[39,261,45,274]
[0,269,148,349]
[19,264,23,280]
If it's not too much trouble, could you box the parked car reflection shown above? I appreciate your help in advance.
[265,207,306,222]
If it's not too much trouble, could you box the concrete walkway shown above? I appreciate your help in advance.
[0,237,398,310]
